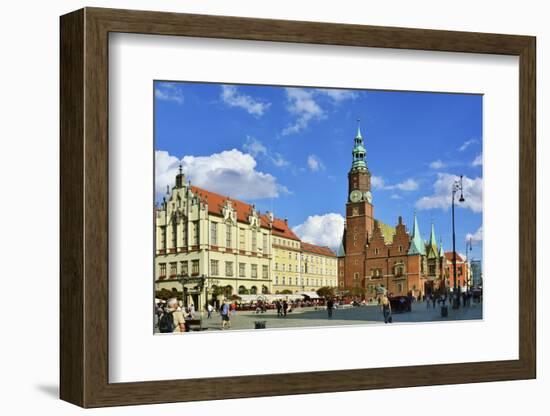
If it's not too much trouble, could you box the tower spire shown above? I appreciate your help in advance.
[408,211,426,255]
[350,119,367,172]
[427,221,439,258]
[356,118,362,139]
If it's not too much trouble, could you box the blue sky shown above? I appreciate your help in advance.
[155,81,483,261]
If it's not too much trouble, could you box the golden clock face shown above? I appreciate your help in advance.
[350,190,362,202]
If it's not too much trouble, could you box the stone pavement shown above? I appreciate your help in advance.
[194,300,483,332]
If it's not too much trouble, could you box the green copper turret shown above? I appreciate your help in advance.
[351,120,368,172]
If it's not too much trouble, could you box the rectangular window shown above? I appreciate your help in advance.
[371,269,382,278]
[275,276,279,285]
[210,222,218,245]
[289,277,293,285]
[180,261,188,276]
[172,223,177,248]
[159,263,166,277]
[225,261,233,277]
[161,226,166,249]
[210,260,219,276]
[239,262,246,277]
[191,260,199,275]
[192,221,199,245]
[239,228,245,250]
[170,262,177,276]
[374,248,380,255]
[262,265,268,278]
[251,231,257,252]
[262,234,268,253]
[182,224,187,246]
[251,264,258,278]
[226,225,232,248]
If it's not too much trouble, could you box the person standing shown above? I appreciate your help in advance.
[276,301,282,317]
[282,300,288,317]
[381,294,392,324]
[206,303,213,319]
[326,298,334,319]
[159,298,186,333]
[426,294,431,310]
[220,301,231,329]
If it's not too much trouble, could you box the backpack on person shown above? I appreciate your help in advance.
[158,311,175,333]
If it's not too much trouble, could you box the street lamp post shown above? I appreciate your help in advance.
[451,175,465,309]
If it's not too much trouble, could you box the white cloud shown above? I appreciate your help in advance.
[282,88,325,135]
[466,226,483,243]
[472,154,482,166]
[242,136,289,167]
[459,139,478,152]
[415,173,483,213]
[394,179,419,191]
[307,154,325,172]
[281,87,358,135]
[316,88,358,102]
[293,213,345,250]
[220,85,271,116]
[430,159,445,169]
[155,83,184,104]
[371,176,386,189]
[390,194,402,200]
[155,149,287,201]
[243,136,267,158]
[371,176,418,191]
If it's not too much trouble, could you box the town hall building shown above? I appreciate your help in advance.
[337,123,447,299]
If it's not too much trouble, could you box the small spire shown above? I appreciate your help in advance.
[166,185,170,195]
[178,164,182,175]
[356,118,362,139]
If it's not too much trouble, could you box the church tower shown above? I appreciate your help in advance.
[343,120,375,288]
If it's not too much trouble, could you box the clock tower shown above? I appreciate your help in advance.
[343,121,375,288]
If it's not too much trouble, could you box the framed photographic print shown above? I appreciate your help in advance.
[60,7,536,408]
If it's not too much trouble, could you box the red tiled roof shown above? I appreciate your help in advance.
[272,218,301,241]
[301,242,336,257]
[189,185,269,229]
[444,251,464,262]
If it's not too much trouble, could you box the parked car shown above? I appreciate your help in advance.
[389,295,412,313]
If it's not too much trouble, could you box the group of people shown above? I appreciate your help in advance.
[425,291,475,309]
[275,300,291,317]
[155,298,236,333]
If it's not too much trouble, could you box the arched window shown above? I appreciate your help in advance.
[250,286,257,295]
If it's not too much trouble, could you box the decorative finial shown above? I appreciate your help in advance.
[166,185,170,195]
[178,164,182,175]
[356,118,362,138]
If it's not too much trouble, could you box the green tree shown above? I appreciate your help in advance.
[316,286,335,299]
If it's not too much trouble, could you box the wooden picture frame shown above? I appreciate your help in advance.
[60,7,536,408]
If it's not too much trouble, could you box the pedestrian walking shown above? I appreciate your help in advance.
[276,301,282,317]
[326,298,334,319]
[282,300,288,317]
[207,303,213,319]
[220,301,231,329]
[432,295,437,309]
[381,294,392,324]
[426,294,431,309]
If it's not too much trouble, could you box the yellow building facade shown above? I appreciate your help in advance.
[155,169,339,306]
[155,169,273,308]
